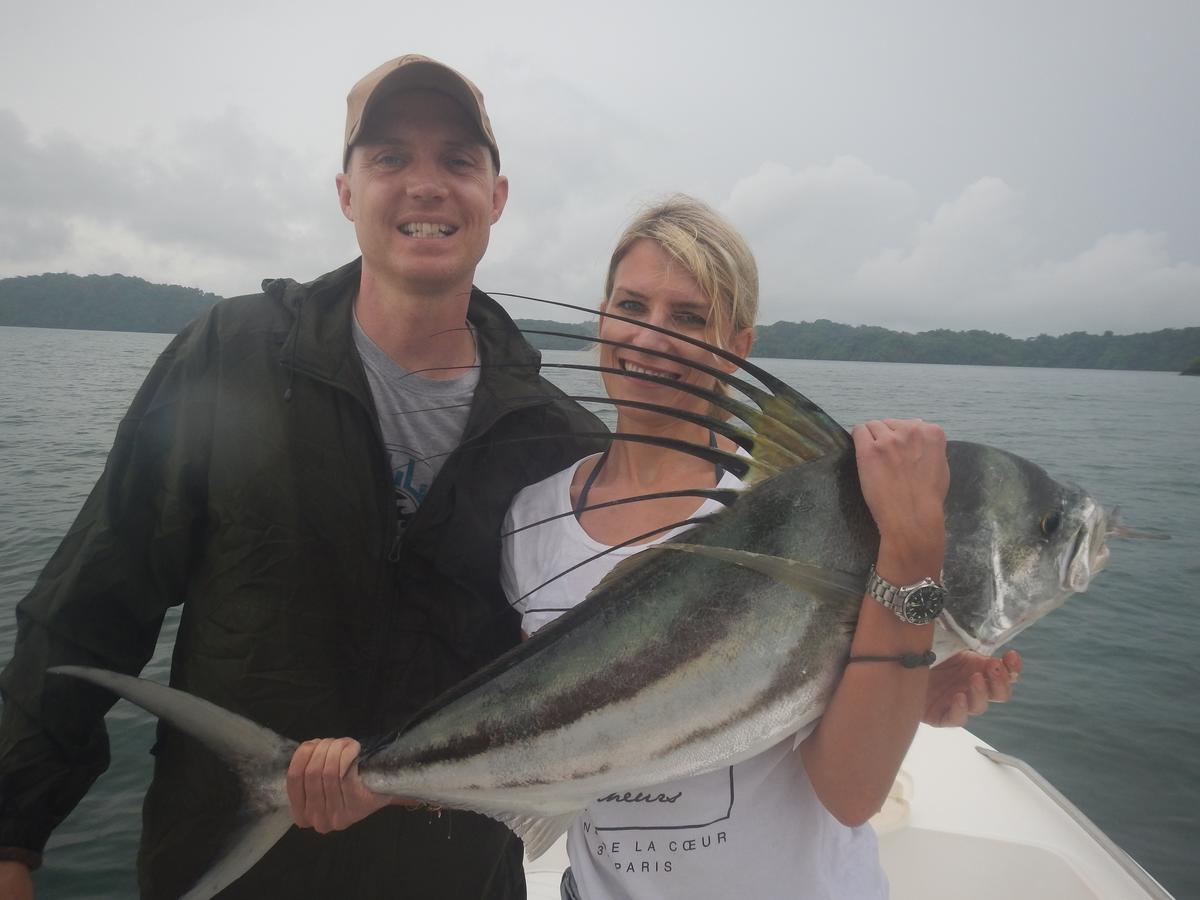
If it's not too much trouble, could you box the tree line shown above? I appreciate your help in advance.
[1,273,1196,372]
[749,319,1200,372]
[0,273,221,335]
[513,318,1200,372]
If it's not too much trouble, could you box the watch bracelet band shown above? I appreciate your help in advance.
[865,565,943,621]
[867,570,902,612]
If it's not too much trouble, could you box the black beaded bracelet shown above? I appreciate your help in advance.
[846,650,937,668]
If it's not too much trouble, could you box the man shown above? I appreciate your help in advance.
[0,55,602,898]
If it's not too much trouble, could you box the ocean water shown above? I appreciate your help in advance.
[0,325,1197,899]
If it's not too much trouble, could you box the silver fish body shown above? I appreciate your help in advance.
[359,441,1106,814]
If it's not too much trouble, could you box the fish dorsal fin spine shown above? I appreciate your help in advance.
[498,292,854,462]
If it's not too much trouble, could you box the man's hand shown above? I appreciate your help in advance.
[0,861,33,900]
[286,738,391,833]
[923,649,1023,727]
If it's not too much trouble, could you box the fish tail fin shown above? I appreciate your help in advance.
[179,809,295,900]
[49,665,298,766]
[49,665,299,899]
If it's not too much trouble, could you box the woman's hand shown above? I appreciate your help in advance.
[286,738,391,833]
[923,649,1022,727]
[852,419,949,584]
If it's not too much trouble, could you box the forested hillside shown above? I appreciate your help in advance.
[2,274,1195,371]
[752,319,1200,372]
[0,273,221,334]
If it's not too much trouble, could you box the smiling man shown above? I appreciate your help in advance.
[0,55,601,899]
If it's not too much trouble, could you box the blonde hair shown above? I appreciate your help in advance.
[603,194,759,349]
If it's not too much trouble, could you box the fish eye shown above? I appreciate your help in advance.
[1040,510,1062,536]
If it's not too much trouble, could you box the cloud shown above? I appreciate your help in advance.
[0,108,356,295]
[722,157,921,314]
[845,179,1199,335]
[0,207,71,261]
[711,164,1198,336]
[853,177,1026,297]
[1,102,1196,338]
[1008,231,1200,335]
[475,70,665,319]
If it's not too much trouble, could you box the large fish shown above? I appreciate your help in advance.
[52,314,1121,899]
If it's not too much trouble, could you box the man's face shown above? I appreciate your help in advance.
[337,89,508,297]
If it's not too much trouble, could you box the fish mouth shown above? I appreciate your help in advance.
[1061,501,1110,593]
[935,611,987,655]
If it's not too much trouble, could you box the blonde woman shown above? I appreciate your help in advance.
[498,196,1018,898]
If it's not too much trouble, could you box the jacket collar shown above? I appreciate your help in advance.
[267,258,553,419]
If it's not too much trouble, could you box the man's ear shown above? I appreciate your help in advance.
[490,174,509,224]
[336,172,354,222]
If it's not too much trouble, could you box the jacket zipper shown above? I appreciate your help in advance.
[282,357,399,563]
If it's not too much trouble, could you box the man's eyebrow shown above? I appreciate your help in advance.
[441,139,487,156]
[357,136,406,148]
[359,136,485,155]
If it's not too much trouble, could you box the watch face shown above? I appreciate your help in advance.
[903,584,945,624]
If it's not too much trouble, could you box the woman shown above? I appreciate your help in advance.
[288,196,1020,898]
[497,195,1023,898]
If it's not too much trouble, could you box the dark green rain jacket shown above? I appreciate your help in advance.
[0,258,604,898]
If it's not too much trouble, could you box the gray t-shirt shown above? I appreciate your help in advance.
[353,314,479,535]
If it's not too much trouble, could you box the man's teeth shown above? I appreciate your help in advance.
[400,223,456,237]
[622,361,680,380]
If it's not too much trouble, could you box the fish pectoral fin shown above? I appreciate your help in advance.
[180,809,295,900]
[648,544,864,603]
[495,811,579,861]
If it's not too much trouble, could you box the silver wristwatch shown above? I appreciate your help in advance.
[865,566,946,625]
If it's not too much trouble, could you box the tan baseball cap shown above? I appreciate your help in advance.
[343,54,500,173]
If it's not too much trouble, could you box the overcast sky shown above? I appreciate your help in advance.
[2,0,1196,337]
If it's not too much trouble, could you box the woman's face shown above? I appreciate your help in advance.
[599,238,751,425]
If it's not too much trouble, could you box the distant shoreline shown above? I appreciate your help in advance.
[2,273,1197,373]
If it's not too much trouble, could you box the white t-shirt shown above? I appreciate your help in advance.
[500,455,888,900]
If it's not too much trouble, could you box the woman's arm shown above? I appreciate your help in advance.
[799,418,948,826]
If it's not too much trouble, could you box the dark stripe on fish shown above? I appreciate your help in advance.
[383,561,765,769]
